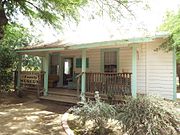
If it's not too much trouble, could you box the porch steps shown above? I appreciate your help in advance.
[48,91,77,97]
[39,95,78,104]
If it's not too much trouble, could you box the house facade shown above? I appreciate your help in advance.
[16,34,177,101]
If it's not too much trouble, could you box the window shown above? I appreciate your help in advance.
[104,51,117,72]
[76,58,89,68]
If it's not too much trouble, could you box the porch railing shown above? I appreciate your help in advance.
[19,71,45,96]
[76,72,84,99]
[76,72,132,98]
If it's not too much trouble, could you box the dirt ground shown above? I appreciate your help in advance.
[0,92,71,135]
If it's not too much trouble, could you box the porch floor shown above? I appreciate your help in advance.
[39,88,78,104]
[39,87,126,104]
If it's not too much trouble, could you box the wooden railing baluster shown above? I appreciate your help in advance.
[84,72,132,97]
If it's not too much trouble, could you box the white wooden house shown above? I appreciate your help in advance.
[16,34,177,103]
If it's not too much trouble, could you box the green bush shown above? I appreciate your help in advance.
[0,46,16,91]
[116,96,180,135]
[71,99,117,135]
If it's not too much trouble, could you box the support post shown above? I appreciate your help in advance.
[81,49,86,102]
[57,54,63,87]
[43,54,49,96]
[132,46,137,98]
[173,47,177,100]
[17,55,22,90]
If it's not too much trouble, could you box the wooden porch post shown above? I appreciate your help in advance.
[132,46,137,98]
[81,49,86,102]
[57,54,63,87]
[43,54,49,96]
[17,55,22,90]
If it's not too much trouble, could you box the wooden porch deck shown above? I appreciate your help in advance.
[39,88,127,104]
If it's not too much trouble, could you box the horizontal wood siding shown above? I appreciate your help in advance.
[119,48,132,72]
[60,49,101,73]
[147,42,173,99]
[137,44,146,94]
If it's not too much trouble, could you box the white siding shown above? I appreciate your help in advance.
[146,43,173,99]
[60,49,101,73]
[74,49,101,73]
[119,48,132,72]
[137,44,146,94]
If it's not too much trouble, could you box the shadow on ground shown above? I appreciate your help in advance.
[0,92,70,135]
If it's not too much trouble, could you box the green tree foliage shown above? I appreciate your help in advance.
[22,55,41,71]
[0,45,16,91]
[1,24,32,48]
[160,10,180,59]
[0,0,141,39]
[0,0,87,38]
[0,24,36,91]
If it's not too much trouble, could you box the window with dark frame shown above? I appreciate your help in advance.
[76,58,89,68]
[104,51,117,73]
[50,54,59,74]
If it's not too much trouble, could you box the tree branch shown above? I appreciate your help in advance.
[25,0,42,12]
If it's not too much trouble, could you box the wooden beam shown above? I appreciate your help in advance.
[57,54,63,87]
[17,55,22,90]
[81,49,86,102]
[43,54,49,96]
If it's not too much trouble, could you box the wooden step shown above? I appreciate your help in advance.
[39,95,78,104]
[48,91,77,97]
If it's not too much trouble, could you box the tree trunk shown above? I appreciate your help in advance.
[0,0,8,39]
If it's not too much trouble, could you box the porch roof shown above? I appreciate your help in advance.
[16,34,169,53]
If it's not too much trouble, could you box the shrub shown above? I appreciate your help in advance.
[0,46,16,91]
[116,96,180,135]
[71,94,117,135]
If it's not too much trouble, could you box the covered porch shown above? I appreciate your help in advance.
[16,40,139,103]
[17,71,133,103]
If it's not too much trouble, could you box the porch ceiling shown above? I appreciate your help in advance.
[16,34,169,56]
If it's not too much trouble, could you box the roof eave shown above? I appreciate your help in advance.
[16,34,169,53]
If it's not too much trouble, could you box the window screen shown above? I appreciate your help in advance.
[104,51,117,72]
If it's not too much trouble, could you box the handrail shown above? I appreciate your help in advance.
[76,72,84,100]
[75,72,84,79]
[20,71,45,74]
[85,72,132,74]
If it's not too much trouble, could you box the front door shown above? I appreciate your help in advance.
[63,58,73,86]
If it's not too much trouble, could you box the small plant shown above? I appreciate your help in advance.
[71,91,117,135]
[107,88,115,104]
[116,96,180,135]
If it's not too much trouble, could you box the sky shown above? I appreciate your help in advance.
[30,0,180,44]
